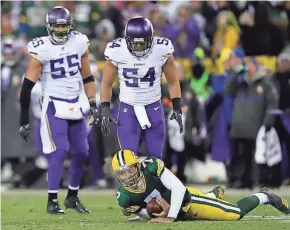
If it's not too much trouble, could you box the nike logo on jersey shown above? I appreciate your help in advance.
[124,108,128,112]
[154,106,160,111]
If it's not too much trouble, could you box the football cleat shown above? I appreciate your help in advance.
[64,196,91,214]
[47,199,65,214]
[211,186,225,200]
[260,187,290,215]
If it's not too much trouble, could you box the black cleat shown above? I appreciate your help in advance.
[210,186,225,200]
[47,199,65,214]
[64,196,91,214]
[260,187,290,215]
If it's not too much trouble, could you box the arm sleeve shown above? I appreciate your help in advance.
[160,168,186,219]
[263,80,279,128]
[20,78,36,125]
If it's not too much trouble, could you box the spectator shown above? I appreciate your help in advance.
[225,54,279,189]
[239,1,285,56]
[188,47,212,103]
[121,1,154,24]
[19,1,52,39]
[212,10,240,60]
[1,38,35,186]
[148,8,175,40]
[172,4,200,58]
[190,1,209,50]
[97,0,123,38]
[274,53,290,185]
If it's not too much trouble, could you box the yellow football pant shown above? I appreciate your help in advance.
[181,187,241,221]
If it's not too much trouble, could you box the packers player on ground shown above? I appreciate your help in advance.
[112,150,290,223]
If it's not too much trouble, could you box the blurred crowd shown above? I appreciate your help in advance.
[1,1,290,190]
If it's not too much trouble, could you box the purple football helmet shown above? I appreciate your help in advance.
[46,6,73,44]
[125,17,154,57]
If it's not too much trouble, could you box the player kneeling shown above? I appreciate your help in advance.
[112,150,290,223]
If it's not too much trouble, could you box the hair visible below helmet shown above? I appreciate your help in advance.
[46,6,74,44]
[125,17,154,57]
[112,150,141,187]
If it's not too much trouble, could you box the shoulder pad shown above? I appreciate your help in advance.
[27,37,48,63]
[154,37,174,56]
[70,31,90,55]
[142,157,165,177]
[104,38,123,64]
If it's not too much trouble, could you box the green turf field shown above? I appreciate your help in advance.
[1,189,290,230]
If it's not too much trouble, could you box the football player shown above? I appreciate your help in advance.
[100,17,183,159]
[19,6,99,214]
[112,150,290,223]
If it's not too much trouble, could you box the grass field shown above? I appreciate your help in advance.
[1,187,290,230]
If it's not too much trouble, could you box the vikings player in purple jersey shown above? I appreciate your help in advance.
[100,17,183,159]
[19,6,99,214]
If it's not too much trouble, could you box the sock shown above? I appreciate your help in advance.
[236,195,260,218]
[48,193,58,202]
[205,192,217,199]
[253,193,269,204]
[66,186,78,198]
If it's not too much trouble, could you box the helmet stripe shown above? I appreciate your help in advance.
[121,150,126,165]
[117,150,124,167]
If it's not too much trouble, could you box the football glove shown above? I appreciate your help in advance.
[19,124,31,141]
[88,97,100,126]
[101,102,117,136]
[170,110,183,134]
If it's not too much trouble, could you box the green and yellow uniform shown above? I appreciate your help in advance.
[116,156,241,221]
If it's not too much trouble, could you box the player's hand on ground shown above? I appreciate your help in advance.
[19,124,31,141]
[149,217,175,223]
[152,198,170,218]
[170,110,183,133]
[88,104,100,126]
[121,208,131,216]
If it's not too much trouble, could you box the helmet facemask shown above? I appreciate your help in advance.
[125,35,153,57]
[47,22,73,44]
[116,164,143,188]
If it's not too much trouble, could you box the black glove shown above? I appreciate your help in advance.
[101,102,116,136]
[170,110,183,134]
[88,97,99,126]
[170,98,184,134]
[19,124,31,141]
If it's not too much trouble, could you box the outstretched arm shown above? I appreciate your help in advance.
[160,168,187,220]
[100,60,117,135]
[163,55,183,133]
[163,55,181,102]
[20,56,42,125]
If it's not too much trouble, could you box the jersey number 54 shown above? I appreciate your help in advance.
[123,67,155,87]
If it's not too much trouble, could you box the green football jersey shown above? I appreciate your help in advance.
[116,157,190,214]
